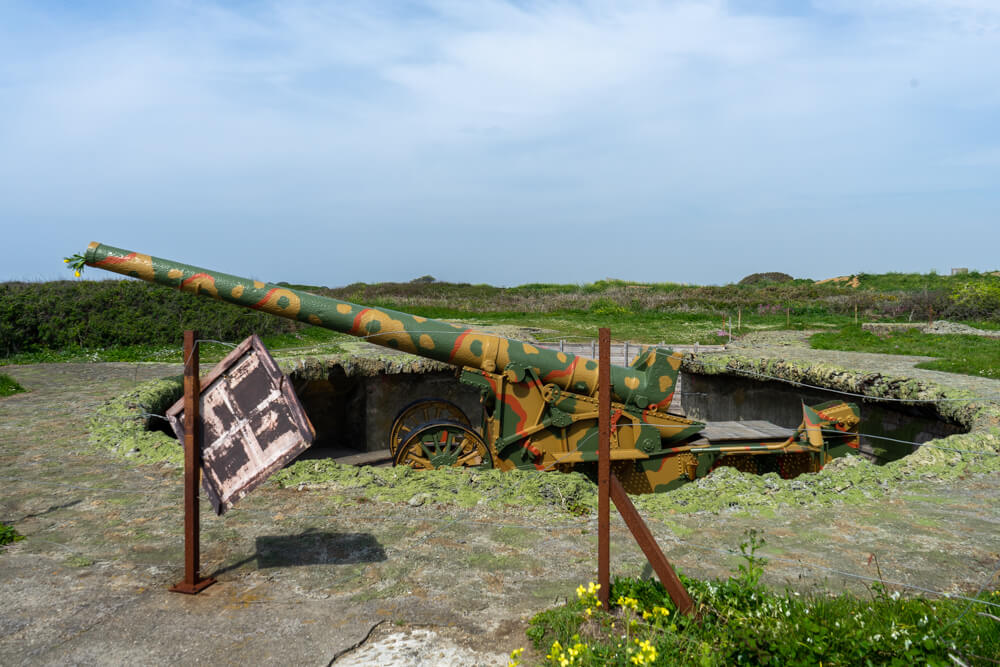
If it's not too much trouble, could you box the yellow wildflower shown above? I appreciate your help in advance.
[628,638,658,666]
[616,595,639,611]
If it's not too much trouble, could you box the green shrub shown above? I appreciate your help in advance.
[0,373,25,397]
[949,281,1000,320]
[0,523,24,547]
[738,272,794,285]
[589,298,630,317]
[0,280,302,356]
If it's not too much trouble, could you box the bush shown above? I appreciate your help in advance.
[0,280,302,357]
[738,272,794,285]
[0,373,25,397]
[0,522,24,547]
[948,281,1000,320]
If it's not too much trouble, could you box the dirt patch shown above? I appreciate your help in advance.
[815,275,860,288]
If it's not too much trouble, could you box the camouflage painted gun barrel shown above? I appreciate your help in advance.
[83,242,659,405]
[83,242,861,492]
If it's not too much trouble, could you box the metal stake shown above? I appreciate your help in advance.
[598,327,610,610]
[609,475,696,617]
[170,330,216,595]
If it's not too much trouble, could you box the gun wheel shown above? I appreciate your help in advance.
[389,399,470,456]
[394,420,493,470]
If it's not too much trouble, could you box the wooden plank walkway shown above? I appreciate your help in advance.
[700,420,794,442]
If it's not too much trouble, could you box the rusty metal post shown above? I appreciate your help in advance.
[609,475,696,617]
[598,327,610,610]
[170,330,216,594]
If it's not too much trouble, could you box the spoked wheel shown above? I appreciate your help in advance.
[388,399,471,456]
[393,420,493,470]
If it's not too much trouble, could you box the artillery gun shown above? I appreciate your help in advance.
[82,242,860,493]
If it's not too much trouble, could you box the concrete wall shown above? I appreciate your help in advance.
[293,368,481,453]
[679,372,964,463]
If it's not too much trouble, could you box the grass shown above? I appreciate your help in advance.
[352,304,850,345]
[521,531,1000,666]
[0,373,25,396]
[6,303,998,381]
[4,270,998,366]
[0,326,346,366]
[811,326,1000,379]
[2,305,852,365]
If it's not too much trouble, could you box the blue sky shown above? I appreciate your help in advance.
[2,0,998,286]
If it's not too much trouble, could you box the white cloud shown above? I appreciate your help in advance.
[0,0,998,283]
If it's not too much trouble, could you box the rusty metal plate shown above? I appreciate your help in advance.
[167,335,315,515]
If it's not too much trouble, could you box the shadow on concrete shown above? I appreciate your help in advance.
[213,529,386,575]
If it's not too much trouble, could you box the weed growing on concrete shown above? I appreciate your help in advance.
[0,522,25,547]
[0,373,25,397]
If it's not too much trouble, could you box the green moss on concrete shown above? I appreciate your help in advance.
[270,460,599,515]
[464,551,526,571]
[490,525,538,548]
[85,350,443,468]
[683,353,999,431]
[635,439,1000,520]
[623,352,1000,519]
[89,349,1000,519]
[276,348,455,381]
[88,375,184,465]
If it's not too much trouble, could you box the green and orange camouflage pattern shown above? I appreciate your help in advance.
[82,242,860,492]
[83,242,679,407]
